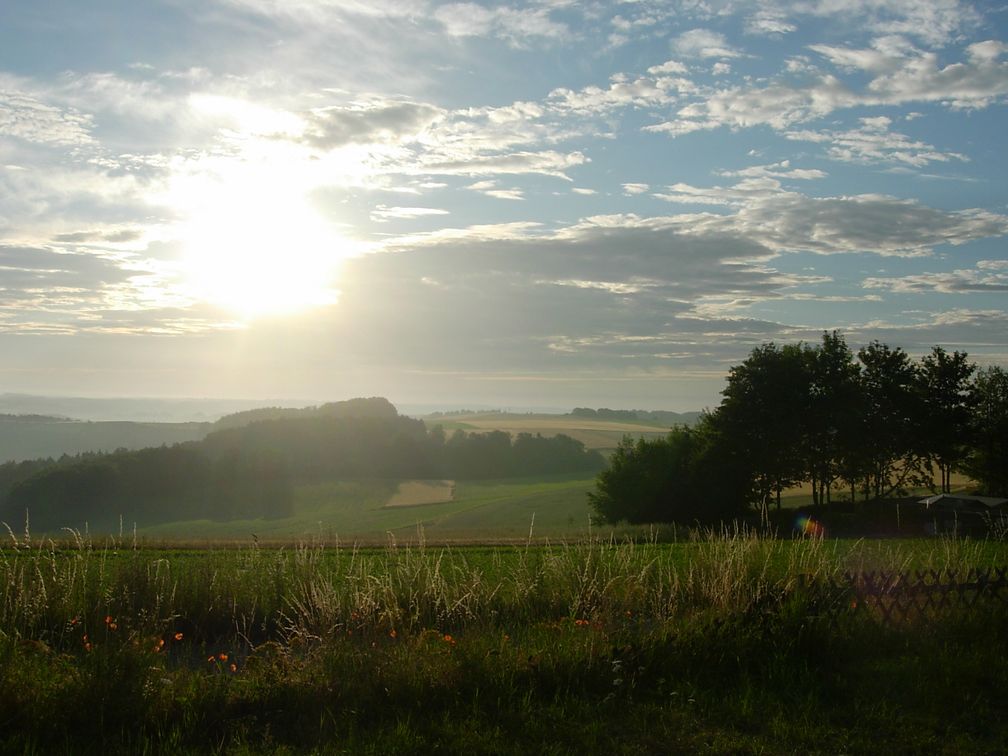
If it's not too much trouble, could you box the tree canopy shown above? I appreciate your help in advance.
[590,333,1008,526]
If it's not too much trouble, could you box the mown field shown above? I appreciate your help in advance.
[1,533,1007,753]
[134,473,600,542]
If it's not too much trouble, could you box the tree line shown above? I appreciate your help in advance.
[0,398,605,532]
[591,332,1008,526]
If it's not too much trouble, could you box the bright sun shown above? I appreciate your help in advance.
[179,187,345,320]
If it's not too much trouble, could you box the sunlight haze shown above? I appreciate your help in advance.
[1,1,1007,409]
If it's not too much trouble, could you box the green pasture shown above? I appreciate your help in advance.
[137,473,599,542]
[3,533,1008,753]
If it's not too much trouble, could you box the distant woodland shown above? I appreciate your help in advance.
[0,398,605,532]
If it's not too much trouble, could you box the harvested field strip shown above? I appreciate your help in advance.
[385,479,456,508]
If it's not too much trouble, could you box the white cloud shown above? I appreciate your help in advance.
[647,39,1008,137]
[785,117,970,167]
[672,29,743,59]
[863,260,1008,293]
[622,183,650,195]
[651,180,1008,256]
[742,0,980,47]
[466,179,524,200]
[484,188,525,200]
[0,87,95,147]
[304,98,443,148]
[433,3,569,45]
[717,160,826,181]
[369,205,450,222]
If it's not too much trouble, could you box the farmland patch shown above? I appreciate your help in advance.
[385,479,456,508]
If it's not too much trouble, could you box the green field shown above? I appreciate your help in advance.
[136,473,600,542]
[2,534,1007,753]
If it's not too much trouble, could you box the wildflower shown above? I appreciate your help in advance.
[229,663,237,673]
[104,615,114,626]
[207,655,216,663]
[174,632,183,641]
[443,634,456,646]
[218,652,228,661]
[389,629,397,639]
[83,634,92,652]
[109,622,118,631]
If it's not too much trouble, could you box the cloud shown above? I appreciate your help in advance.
[622,183,650,195]
[466,180,525,200]
[369,205,450,222]
[547,74,684,114]
[421,150,585,179]
[863,260,1008,293]
[0,244,192,333]
[303,99,443,148]
[672,29,743,59]
[0,87,95,147]
[743,0,980,47]
[717,160,826,180]
[433,3,569,45]
[652,182,1008,256]
[52,228,144,244]
[647,38,1008,136]
[785,116,969,167]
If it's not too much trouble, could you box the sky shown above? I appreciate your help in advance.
[1,0,1007,412]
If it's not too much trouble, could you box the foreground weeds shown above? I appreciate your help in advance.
[1,530,1007,753]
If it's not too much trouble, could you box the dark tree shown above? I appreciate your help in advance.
[806,331,863,505]
[856,341,929,499]
[714,342,810,515]
[963,366,1008,496]
[588,418,749,526]
[919,346,977,493]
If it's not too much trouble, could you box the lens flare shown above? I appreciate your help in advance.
[795,515,825,538]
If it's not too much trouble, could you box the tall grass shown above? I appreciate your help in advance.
[1,528,1006,753]
[2,526,1004,650]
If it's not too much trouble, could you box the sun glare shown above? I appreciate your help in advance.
[179,188,345,319]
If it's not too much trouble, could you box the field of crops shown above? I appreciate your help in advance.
[2,531,1007,753]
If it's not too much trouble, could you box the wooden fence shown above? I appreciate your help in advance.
[805,567,1008,624]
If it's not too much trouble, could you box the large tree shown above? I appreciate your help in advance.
[714,342,811,515]
[806,331,863,505]
[856,341,929,499]
[588,421,747,526]
[919,346,977,493]
[963,366,1008,496]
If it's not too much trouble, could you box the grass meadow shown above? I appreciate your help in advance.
[2,530,1007,754]
[133,474,600,542]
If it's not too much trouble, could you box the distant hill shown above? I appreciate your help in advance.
[212,397,399,430]
[0,393,302,422]
[0,416,211,463]
[1,397,606,533]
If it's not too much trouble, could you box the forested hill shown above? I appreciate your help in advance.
[0,398,605,533]
[0,415,210,463]
[211,396,398,430]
